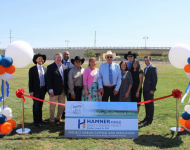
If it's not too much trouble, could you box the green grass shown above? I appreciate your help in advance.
[0,62,190,150]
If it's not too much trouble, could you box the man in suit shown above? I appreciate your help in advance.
[62,51,74,70]
[139,56,158,125]
[62,51,74,118]
[29,53,47,128]
[46,53,67,126]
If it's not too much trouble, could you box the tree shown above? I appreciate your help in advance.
[84,49,96,58]
[0,50,3,55]
[138,51,151,58]
[162,51,169,61]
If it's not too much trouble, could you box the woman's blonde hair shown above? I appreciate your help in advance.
[88,57,96,66]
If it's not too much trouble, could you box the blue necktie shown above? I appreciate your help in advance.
[145,67,148,75]
[109,64,113,85]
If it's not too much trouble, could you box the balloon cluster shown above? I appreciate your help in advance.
[0,106,16,134]
[0,55,15,81]
[180,105,190,131]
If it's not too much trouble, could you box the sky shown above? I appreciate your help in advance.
[0,0,190,48]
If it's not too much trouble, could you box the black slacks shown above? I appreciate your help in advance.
[143,91,154,123]
[33,87,46,125]
[68,86,83,101]
[102,86,119,102]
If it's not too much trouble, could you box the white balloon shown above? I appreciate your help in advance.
[0,105,8,110]
[2,73,14,81]
[169,43,190,69]
[184,105,190,114]
[187,73,190,80]
[1,108,12,117]
[0,107,1,114]
[6,113,13,120]
[5,41,34,68]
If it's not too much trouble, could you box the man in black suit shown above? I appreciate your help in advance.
[139,56,158,125]
[29,53,47,128]
[46,53,67,126]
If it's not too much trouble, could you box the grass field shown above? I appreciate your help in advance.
[0,62,190,150]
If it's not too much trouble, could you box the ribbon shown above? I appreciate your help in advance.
[181,82,190,103]
[0,80,10,102]
[16,88,66,106]
[137,89,182,105]
[16,88,182,106]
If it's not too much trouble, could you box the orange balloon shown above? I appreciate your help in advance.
[0,122,12,134]
[185,119,190,129]
[0,65,6,74]
[6,65,15,74]
[7,120,16,129]
[180,117,186,126]
[184,64,190,73]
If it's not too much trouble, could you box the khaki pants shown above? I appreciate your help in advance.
[49,90,65,122]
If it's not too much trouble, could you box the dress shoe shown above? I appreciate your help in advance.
[55,119,64,123]
[138,119,147,124]
[34,124,42,128]
[144,121,152,126]
[41,120,47,123]
[50,122,55,126]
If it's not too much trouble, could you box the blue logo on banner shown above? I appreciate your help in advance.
[78,119,85,129]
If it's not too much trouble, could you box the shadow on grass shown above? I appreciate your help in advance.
[133,134,183,148]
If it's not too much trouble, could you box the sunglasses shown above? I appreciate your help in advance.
[128,55,133,58]
[106,56,113,59]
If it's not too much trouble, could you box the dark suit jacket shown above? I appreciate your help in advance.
[143,64,158,92]
[29,65,47,95]
[46,62,68,95]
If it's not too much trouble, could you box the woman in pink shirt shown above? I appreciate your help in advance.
[81,57,102,101]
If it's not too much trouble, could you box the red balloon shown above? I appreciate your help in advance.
[0,122,12,134]
[184,64,190,73]
[7,120,16,129]
[0,65,6,74]
[180,117,186,126]
[6,65,15,74]
[185,119,190,129]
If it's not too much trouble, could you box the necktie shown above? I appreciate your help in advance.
[109,64,113,85]
[40,66,45,86]
[145,67,148,75]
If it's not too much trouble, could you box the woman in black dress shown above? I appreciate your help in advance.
[130,59,143,114]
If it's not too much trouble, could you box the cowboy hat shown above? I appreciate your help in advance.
[71,56,85,65]
[33,53,46,64]
[102,51,116,60]
[124,51,136,60]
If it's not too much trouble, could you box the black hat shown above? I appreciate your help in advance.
[124,51,136,60]
[33,53,46,64]
[71,56,85,65]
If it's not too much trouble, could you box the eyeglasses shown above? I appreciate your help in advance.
[128,55,133,58]
[106,56,113,59]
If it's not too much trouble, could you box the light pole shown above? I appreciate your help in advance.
[143,37,148,47]
[65,40,69,47]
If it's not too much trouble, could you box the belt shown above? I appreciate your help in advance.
[75,86,83,88]
[104,85,116,88]
[40,86,45,88]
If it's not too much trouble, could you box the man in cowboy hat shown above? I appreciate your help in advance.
[98,51,121,102]
[46,53,68,126]
[68,56,85,101]
[124,51,137,69]
[29,53,47,128]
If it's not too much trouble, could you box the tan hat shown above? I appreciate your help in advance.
[102,51,116,60]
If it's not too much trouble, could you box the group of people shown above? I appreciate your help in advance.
[29,50,157,128]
